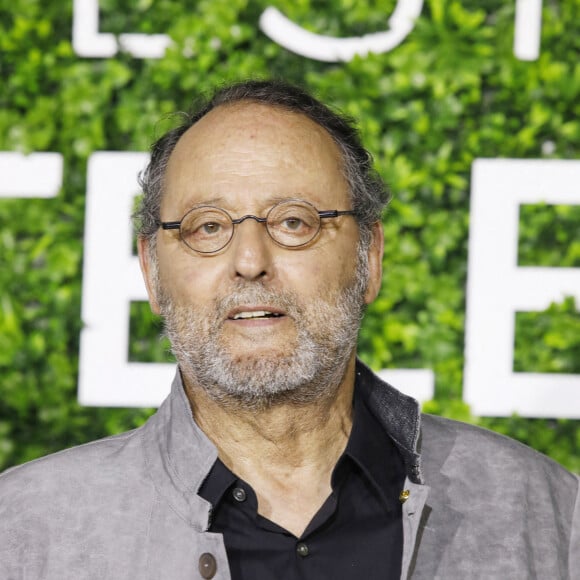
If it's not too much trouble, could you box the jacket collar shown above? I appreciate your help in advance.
[140,370,217,530]
[355,360,424,484]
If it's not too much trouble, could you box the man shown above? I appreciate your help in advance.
[0,80,578,579]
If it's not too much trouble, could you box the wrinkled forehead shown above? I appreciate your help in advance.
[170,101,343,165]
[162,102,349,214]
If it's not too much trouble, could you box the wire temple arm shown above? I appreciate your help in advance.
[318,210,356,219]
[161,222,181,230]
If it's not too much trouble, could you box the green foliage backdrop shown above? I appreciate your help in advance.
[0,0,578,471]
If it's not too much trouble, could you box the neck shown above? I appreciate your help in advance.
[184,355,357,536]
[186,356,356,469]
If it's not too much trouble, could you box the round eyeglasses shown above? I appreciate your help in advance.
[161,199,356,254]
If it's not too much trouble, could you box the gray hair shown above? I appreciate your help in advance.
[135,79,390,250]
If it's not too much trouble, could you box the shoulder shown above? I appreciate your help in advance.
[419,412,579,501]
[416,414,580,574]
[0,428,144,514]
[0,427,156,571]
[421,413,575,476]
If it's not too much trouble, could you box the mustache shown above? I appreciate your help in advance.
[158,283,304,323]
[215,285,304,319]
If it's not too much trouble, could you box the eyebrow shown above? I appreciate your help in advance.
[180,196,227,212]
[179,194,314,215]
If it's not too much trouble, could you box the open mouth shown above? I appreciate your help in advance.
[231,311,284,320]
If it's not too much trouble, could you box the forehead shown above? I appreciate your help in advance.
[163,102,349,213]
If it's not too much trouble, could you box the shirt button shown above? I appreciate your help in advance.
[198,552,217,579]
[232,487,247,502]
[296,542,309,557]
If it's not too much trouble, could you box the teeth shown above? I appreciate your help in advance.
[232,311,281,320]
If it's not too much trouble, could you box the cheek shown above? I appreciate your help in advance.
[279,252,321,284]
[283,250,356,299]
[157,251,225,305]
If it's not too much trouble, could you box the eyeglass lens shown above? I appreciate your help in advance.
[179,200,322,253]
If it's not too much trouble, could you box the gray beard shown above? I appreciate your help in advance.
[158,252,369,411]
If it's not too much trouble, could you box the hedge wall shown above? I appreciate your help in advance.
[0,0,578,472]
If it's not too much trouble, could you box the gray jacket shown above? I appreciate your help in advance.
[1,362,578,579]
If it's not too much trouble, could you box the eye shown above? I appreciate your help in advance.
[277,211,318,234]
[199,221,222,235]
[281,216,305,231]
[180,208,231,242]
[268,201,321,246]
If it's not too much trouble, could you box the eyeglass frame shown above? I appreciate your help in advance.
[160,198,357,254]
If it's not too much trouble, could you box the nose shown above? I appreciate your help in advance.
[229,217,274,282]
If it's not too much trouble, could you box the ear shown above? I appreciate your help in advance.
[138,236,161,315]
[364,221,384,305]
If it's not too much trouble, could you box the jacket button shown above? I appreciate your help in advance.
[199,553,217,579]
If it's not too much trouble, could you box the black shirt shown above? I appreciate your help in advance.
[198,388,406,580]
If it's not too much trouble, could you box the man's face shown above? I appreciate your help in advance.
[140,102,383,408]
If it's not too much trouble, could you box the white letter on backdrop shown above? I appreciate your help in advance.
[72,0,171,58]
[259,0,423,62]
[78,152,175,407]
[0,153,62,198]
[514,0,543,61]
[464,159,580,418]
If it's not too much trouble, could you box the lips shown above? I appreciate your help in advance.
[227,306,286,321]
[232,311,283,320]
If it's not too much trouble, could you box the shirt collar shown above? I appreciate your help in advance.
[340,384,406,511]
[198,456,237,509]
